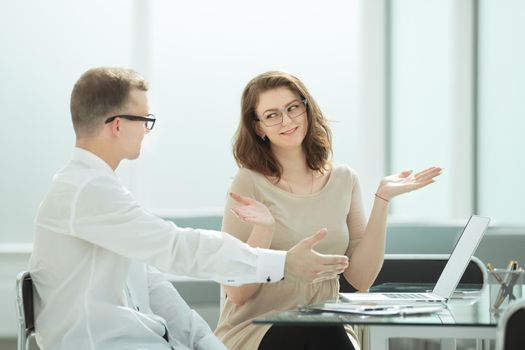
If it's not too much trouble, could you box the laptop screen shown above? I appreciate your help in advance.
[432,215,490,298]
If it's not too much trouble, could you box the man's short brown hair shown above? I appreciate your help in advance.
[70,67,148,137]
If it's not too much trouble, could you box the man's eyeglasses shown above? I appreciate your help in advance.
[256,99,307,127]
[105,114,156,130]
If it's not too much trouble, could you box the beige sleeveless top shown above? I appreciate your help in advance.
[214,164,366,350]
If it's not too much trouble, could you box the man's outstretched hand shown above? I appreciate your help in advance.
[285,228,349,282]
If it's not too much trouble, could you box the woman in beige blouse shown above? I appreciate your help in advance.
[215,71,442,350]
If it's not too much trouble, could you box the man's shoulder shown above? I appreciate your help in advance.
[53,161,117,189]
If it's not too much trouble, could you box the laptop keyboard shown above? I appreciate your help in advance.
[386,293,430,299]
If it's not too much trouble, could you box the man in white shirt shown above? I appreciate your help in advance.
[29,67,349,350]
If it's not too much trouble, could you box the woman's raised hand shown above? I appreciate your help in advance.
[376,166,442,201]
[229,192,275,228]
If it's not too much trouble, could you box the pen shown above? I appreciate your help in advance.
[506,269,523,301]
[494,261,518,308]
[487,263,505,284]
[496,267,524,305]
[361,305,414,312]
[361,306,395,311]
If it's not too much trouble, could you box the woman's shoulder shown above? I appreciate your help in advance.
[233,167,264,183]
[229,167,268,191]
[325,164,359,191]
[330,163,359,181]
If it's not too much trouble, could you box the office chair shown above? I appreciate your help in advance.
[339,254,486,292]
[16,271,36,350]
[495,298,525,350]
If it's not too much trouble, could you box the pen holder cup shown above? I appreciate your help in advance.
[489,268,523,311]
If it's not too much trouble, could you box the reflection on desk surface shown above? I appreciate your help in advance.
[253,287,505,327]
[308,302,446,316]
[368,282,484,300]
[370,282,483,294]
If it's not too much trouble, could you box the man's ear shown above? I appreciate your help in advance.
[108,117,121,136]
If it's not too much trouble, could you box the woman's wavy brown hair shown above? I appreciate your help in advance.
[233,71,332,179]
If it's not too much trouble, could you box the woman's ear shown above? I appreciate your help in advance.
[253,121,266,140]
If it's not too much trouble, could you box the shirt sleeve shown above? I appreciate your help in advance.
[221,169,258,242]
[70,175,285,285]
[146,266,228,350]
[345,167,367,257]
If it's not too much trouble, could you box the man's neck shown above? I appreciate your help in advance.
[75,139,120,171]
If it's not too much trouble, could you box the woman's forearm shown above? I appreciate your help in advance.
[344,196,389,291]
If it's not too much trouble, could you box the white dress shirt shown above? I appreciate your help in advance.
[29,148,285,350]
[125,261,227,350]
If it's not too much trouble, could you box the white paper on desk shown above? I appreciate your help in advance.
[311,303,445,316]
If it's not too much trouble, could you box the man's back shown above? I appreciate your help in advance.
[29,148,279,349]
[29,149,171,349]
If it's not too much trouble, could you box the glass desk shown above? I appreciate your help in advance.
[253,286,509,350]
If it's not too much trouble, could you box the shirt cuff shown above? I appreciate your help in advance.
[255,248,286,283]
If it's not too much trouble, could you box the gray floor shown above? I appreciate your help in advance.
[0,337,39,350]
[0,337,493,350]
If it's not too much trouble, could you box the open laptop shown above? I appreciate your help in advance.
[340,215,490,303]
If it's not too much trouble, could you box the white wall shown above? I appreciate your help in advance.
[138,0,369,215]
[0,0,372,244]
[389,0,455,220]
[0,1,135,244]
[478,0,525,224]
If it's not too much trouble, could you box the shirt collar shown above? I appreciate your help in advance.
[72,147,116,177]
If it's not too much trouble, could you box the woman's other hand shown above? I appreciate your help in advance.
[229,192,275,228]
[376,166,442,201]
